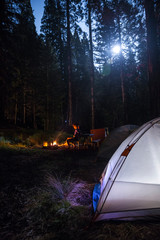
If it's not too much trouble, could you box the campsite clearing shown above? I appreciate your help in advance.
[1,125,160,239]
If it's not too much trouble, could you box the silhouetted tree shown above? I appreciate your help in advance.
[144,0,160,118]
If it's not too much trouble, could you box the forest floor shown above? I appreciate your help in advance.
[1,146,160,240]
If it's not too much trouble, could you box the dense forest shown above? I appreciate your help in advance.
[0,0,160,131]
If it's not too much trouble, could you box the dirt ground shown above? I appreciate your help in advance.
[1,147,160,240]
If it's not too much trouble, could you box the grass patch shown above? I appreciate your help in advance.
[0,128,70,148]
[0,136,11,146]
[46,173,77,201]
[24,186,91,240]
[1,133,160,240]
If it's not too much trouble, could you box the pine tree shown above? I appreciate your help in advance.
[12,0,40,127]
[0,0,17,122]
[83,0,102,129]
[71,29,91,127]
[144,0,160,118]
[41,0,83,127]
[94,0,148,125]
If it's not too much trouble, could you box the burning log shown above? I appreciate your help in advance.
[43,140,58,149]
[43,140,68,149]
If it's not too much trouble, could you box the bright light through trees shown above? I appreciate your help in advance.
[112,45,121,54]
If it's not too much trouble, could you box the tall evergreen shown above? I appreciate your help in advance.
[144,0,160,118]
[12,0,39,127]
[71,29,91,128]
[41,0,83,127]
[41,0,66,129]
[94,0,149,126]
[1,0,159,130]
[0,0,17,122]
[41,0,65,73]
[66,0,82,126]
[83,0,102,129]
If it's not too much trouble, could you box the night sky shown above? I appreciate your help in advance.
[31,0,45,34]
[31,0,88,35]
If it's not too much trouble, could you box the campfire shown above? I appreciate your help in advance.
[43,140,68,149]
[50,141,57,146]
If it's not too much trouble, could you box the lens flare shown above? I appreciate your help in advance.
[112,45,121,54]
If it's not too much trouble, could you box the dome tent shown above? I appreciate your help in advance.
[93,117,160,221]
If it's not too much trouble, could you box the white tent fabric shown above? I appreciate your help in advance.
[94,118,160,221]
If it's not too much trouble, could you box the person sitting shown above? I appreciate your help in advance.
[67,124,80,148]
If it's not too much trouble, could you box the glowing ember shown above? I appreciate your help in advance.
[62,141,68,147]
[43,140,68,149]
[43,142,48,147]
[50,141,57,146]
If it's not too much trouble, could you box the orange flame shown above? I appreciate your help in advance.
[43,140,67,148]
[51,141,57,146]
[43,142,48,147]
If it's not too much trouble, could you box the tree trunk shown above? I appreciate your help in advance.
[67,0,72,126]
[14,94,18,125]
[117,6,128,123]
[23,88,26,126]
[145,0,160,118]
[33,90,37,129]
[46,66,49,131]
[88,0,95,129]
[0,86,6,123]
[57,0,64,76]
